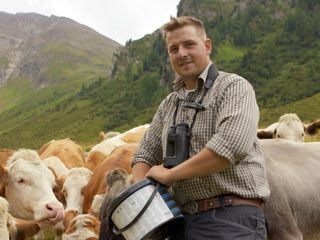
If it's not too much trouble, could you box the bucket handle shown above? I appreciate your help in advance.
[113,182,160,235]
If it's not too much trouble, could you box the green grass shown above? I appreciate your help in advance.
[215,40,246,63]
[259,92,320,127]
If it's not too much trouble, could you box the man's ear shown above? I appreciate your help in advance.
[204,38,212,55]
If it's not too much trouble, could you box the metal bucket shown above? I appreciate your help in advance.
[107,178,183,240]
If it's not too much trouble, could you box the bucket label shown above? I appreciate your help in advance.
[111,185,174,240]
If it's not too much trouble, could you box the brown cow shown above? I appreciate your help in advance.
[38,138,86,168]
[39,140,87,209]
[85,151,108,172]
[83,144,138,215]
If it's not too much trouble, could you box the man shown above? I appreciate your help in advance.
[131,16,270,239]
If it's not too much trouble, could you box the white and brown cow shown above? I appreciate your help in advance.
[85,137,127,172]
[63,167,93,214]
[83,144,137,215]
[0,196,42,240]
[62,213,100,240]
[3,149,64,227]
[43,156,70,178]
[87,124,149,172]
[38,138,86,168]
[260,139,320,240]
[258,113,320,142]
[99,124,150,144]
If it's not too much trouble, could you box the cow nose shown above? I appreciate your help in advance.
[45,202,64,214]
[46,203,53,211]
[45,202,64,224]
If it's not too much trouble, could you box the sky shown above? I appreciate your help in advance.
[0,0,181,45]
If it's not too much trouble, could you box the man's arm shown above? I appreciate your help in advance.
[146,147,229,186]
[132,162,151,183]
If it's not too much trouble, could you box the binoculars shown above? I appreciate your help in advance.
[163,123,190,169]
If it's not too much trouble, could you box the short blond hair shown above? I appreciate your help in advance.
[160,16,207,41]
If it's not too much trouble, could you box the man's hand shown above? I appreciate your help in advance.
[146,165,176,187]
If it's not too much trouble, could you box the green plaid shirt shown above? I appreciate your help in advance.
[132,63,270,205]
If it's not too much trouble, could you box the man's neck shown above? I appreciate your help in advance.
[184,79,197,90]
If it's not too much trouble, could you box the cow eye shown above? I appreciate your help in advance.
[62,188,68,197]
[301,133,305,137]
[277,134,280,138]
[17,178,25,184]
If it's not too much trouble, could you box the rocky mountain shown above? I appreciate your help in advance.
[0,12,121,88]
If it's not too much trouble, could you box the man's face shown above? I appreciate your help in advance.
[166,25,212,82]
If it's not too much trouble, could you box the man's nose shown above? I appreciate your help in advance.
[177,46,187,58]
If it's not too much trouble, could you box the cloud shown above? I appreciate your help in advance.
[0,0,180,45]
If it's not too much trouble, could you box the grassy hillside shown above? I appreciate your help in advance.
[260,93,320,126]
[0,13,121,112]
[0,0,319,149]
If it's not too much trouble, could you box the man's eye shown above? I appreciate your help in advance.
[169,47,178,53]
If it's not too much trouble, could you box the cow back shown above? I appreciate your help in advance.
[38,138,86,168]
[83,144,138,213]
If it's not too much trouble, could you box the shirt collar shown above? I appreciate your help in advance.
[172,61,213,92]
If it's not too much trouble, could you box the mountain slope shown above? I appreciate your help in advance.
[0,12,121,111]
[0,0,319,149]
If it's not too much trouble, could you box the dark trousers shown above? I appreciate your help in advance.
[171,205,267,240]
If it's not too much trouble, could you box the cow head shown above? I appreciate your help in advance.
[273,114,305,142]
[5,149,64,226]
[63,167,92,214]
[62,214,100,240]
[258,114,307,142]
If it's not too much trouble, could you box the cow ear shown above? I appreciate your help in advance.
[99,131,106,141]
[273,128,278,138]
[64,211,77,234]
[0,165,9,186]
[54,176,66,192]
[48,166,58,180]
[305,119,320,135]
[53,176,66,204]
[257,130,273,139]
